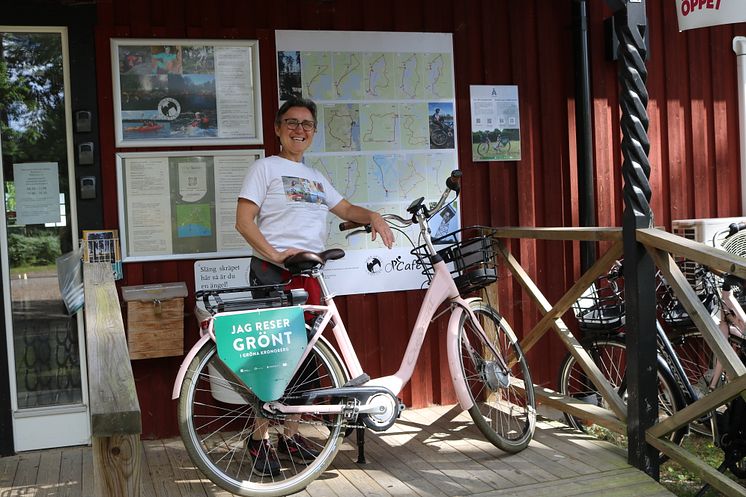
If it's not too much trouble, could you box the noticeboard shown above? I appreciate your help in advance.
[116,150,263,262]
[111,38,262,147]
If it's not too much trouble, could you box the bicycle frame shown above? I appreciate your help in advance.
[172,251,500,417]
[707,281,746,390]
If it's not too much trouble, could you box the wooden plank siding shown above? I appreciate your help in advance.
[92,0,746,438]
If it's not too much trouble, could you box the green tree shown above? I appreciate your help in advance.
[0,32,66,164]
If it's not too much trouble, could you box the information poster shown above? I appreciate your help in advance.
[470,85,521,162]
[275,30,459,295]
[111,39,263,147]
[13,162,60,225]
[116,150,263,261]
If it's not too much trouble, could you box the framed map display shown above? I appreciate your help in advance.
[275,30,458,295]
[116,150,263,262]
[111,39,262,147]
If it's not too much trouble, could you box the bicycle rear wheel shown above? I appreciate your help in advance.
[557,337,687,448]
[458,302,536,453]
[178,338,348,497]
[668,329,713,436]
[476,140,490,157]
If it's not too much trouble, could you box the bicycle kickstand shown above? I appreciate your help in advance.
[356,427,367,464]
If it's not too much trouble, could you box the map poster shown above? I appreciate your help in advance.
[275,30,459,295]
[111,39,263,148]
[470,85,521,162]
[116,150,263,262]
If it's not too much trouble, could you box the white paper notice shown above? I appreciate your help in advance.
[13,162,60,225]
[214,154,261,251]
[124,157,173,255]
[215,47,255,139]
[178,161,208,202]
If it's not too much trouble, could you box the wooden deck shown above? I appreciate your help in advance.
[0,405,676,497]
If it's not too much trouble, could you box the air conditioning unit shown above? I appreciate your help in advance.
[671,217,744,286]
[672,217,745,247]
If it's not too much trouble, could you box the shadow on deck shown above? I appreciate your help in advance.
[0,405,675,497]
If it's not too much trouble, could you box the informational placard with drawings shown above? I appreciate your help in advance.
[116,151,263,262]
[275,30,460,295]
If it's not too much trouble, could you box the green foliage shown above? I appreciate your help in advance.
[7,232,60,266]
[0,32,66,163]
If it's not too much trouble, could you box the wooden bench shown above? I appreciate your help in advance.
[83,262,142,497]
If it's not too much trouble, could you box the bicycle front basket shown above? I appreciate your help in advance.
[412,226,499,294]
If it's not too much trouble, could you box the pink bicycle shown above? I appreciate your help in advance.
[172,171,536,496]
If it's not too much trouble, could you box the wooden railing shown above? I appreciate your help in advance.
[493,227,746,496]
[83,262,142,497]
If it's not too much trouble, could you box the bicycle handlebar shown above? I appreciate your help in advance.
[339,169,462,233]
[728,221,746,237]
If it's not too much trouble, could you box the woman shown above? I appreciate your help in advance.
[236,96,393,475]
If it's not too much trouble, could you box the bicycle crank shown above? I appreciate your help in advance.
[359,392,405,432]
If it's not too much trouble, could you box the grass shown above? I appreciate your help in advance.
[583,424,741,496]
[660,435,725,497]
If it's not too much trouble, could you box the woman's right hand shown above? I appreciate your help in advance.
[274,248,304,266]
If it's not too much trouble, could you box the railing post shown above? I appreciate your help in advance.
[607,0,658,479]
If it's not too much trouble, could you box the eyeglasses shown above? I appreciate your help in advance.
[283,118,316,131]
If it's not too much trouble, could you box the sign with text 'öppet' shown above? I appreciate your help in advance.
[214,306,307,401]
[675,0,746,31]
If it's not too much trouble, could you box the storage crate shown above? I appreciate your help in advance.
[122,282,188,360]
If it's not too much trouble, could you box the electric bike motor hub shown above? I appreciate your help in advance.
[481,360,510,390]
[361,392,401,431]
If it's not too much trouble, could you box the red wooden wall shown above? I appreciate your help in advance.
[92,0,746,438]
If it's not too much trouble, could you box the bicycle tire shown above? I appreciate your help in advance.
[178,338,348,497]
[496,135,511,154]
[430,127,448,147]
[557,337,687,449]
[668,329,714,436]
[458,302,536,453]
[476,140,490,157]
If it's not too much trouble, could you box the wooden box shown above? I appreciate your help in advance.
[122,282,188,360]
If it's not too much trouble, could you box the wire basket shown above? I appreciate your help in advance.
[572,269,625,332]
[656,263,718,329]
[412,226,498,294]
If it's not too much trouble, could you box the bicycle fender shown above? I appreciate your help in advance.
[172,333,212,399]
[447,297,482,411]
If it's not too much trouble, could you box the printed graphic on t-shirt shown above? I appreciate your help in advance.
[282,176,328,205]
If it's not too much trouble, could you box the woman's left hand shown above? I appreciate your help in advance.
[370,213,395,249]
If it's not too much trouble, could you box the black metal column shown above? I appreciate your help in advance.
[607,0,659,479]
[574,0,597,271]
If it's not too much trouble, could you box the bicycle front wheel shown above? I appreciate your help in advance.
[458,302,536,453]
[178,338,348,497]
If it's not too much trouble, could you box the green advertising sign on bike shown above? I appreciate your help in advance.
[213,306,307,402]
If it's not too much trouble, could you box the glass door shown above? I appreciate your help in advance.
[0,27,90,451]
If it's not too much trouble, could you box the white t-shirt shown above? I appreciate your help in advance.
[239,155,343,253]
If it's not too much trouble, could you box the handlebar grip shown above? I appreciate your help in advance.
[339,221,367,232]
[446,170,462,194]
[728,222,746,237]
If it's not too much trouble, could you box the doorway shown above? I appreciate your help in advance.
[0,27,90,451]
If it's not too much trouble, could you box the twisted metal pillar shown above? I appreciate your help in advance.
[612,0,659,479]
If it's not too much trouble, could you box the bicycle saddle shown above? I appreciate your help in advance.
[284,249,345,274]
